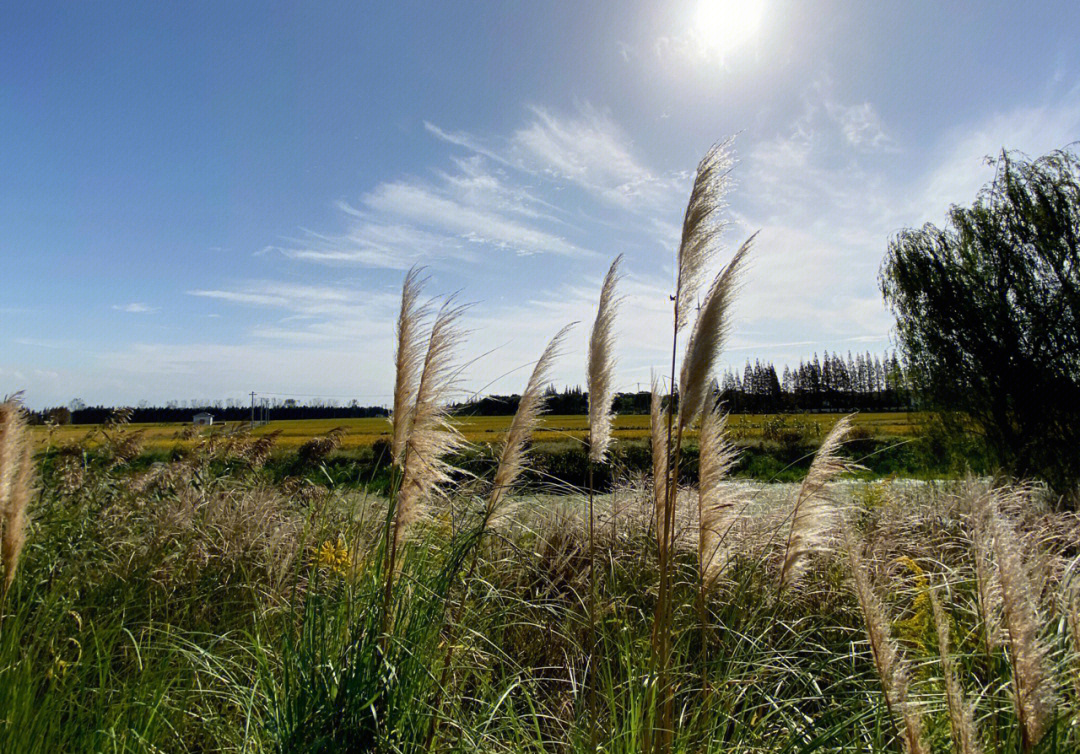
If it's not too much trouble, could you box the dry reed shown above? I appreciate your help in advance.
[1,399,32,596]
[677,236,754,429]
[843,525,928,754]
[587,255,623,465]
[488,323,573,519]
[393,298,468,551]
[929,585,983,754]
[986,491,1056,751]
[391,266,430,467]
[673,142,733,333]
[697,403,739,589]
[650,379,669,547]
[779,414,859,588]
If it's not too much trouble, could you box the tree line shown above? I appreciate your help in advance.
[32,351,909,425]
[31,401,389,426]
[456,351,910,417]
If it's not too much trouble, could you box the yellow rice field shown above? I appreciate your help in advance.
[32,412,923,452]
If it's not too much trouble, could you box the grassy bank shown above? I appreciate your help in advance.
[2,426,1074,752]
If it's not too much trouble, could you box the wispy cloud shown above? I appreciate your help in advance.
[915,90,1080,223]
[112,302,158,313]
[271,123,607,267]
[188,281,399,344]
[427,103,690,212]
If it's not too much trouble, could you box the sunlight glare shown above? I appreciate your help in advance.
[693,0,765,58]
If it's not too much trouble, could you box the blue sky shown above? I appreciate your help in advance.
[3,1,1080,408]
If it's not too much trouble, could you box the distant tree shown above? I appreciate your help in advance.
[47,406,71,425]
[881,147,1080,498]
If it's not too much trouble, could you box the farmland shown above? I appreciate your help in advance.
[32,410,923,451]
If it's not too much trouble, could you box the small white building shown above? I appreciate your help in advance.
[193,412,214,426]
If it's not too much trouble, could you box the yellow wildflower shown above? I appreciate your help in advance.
[315,536,350,576]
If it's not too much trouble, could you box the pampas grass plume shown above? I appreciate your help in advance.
[394,298,467,549]
[677,236,754,429]
[929,586,983,754]
[650,377,670,545]
[489,323,574,517]
[587,255,622,464]
[779,414,860,588]
[987,492,1056,751]
[674,142,734,333]
[843,525,928,754]
[1,398,32,596]
[697,402,739,589]
[391,267,430,468]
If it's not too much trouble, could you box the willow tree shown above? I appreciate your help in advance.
[881,147,1080,500]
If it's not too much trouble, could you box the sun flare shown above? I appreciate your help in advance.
[693,0,765,57]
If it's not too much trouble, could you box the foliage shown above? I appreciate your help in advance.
[881,147,1080,498]
[3,440,1080,752]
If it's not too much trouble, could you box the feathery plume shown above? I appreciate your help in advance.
[1068,584,1080,703]
[650,377,670,545]
[391,267,430,467]
[779,414,860,588]
[969,489,1002,653]
[587,255,623,464]
[393,299,467,549]
[698,402,740,589]
[677,235,754,429]
[674,142,734,332]
[1,399,32,596]
[988,494,1056,751]
[844,525,928,754]
[929,586,983,754]
[488,323,574,517]
[0,400,18,518]
[2,440,30,595]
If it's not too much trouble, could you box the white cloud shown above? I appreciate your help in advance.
[112,302,158,313]
[915,94,1080,223]
[827,101,892,150]
[363,180,589,257]
[428,103,689,212]
[272,129,604,267]
[188,281,400,345]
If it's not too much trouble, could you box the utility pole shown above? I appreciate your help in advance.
[250,391,256,426]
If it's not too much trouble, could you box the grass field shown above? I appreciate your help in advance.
[33,411,923,451]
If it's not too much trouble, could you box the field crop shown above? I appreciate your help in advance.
[31,410,923,451]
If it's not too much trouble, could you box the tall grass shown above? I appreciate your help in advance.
[3,146,1080,754]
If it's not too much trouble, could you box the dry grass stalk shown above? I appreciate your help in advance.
[697,403,739,589]
[587,255,623,465]
[843,525,928,754]
[929,586,983,754]
[393,298,467,551]
[650,378,669,547]
[1,399,32,596]
[0,401,20,517]
[779,414,860,588]
[986,493,1056,751]
[391,267,430,468]
[1068,585,1080,703]
[488,324,573,519]
[674,142,734,333]
[970,492,1003,653]
[676,236,754,429]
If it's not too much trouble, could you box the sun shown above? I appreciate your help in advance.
[693,0,765,58]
